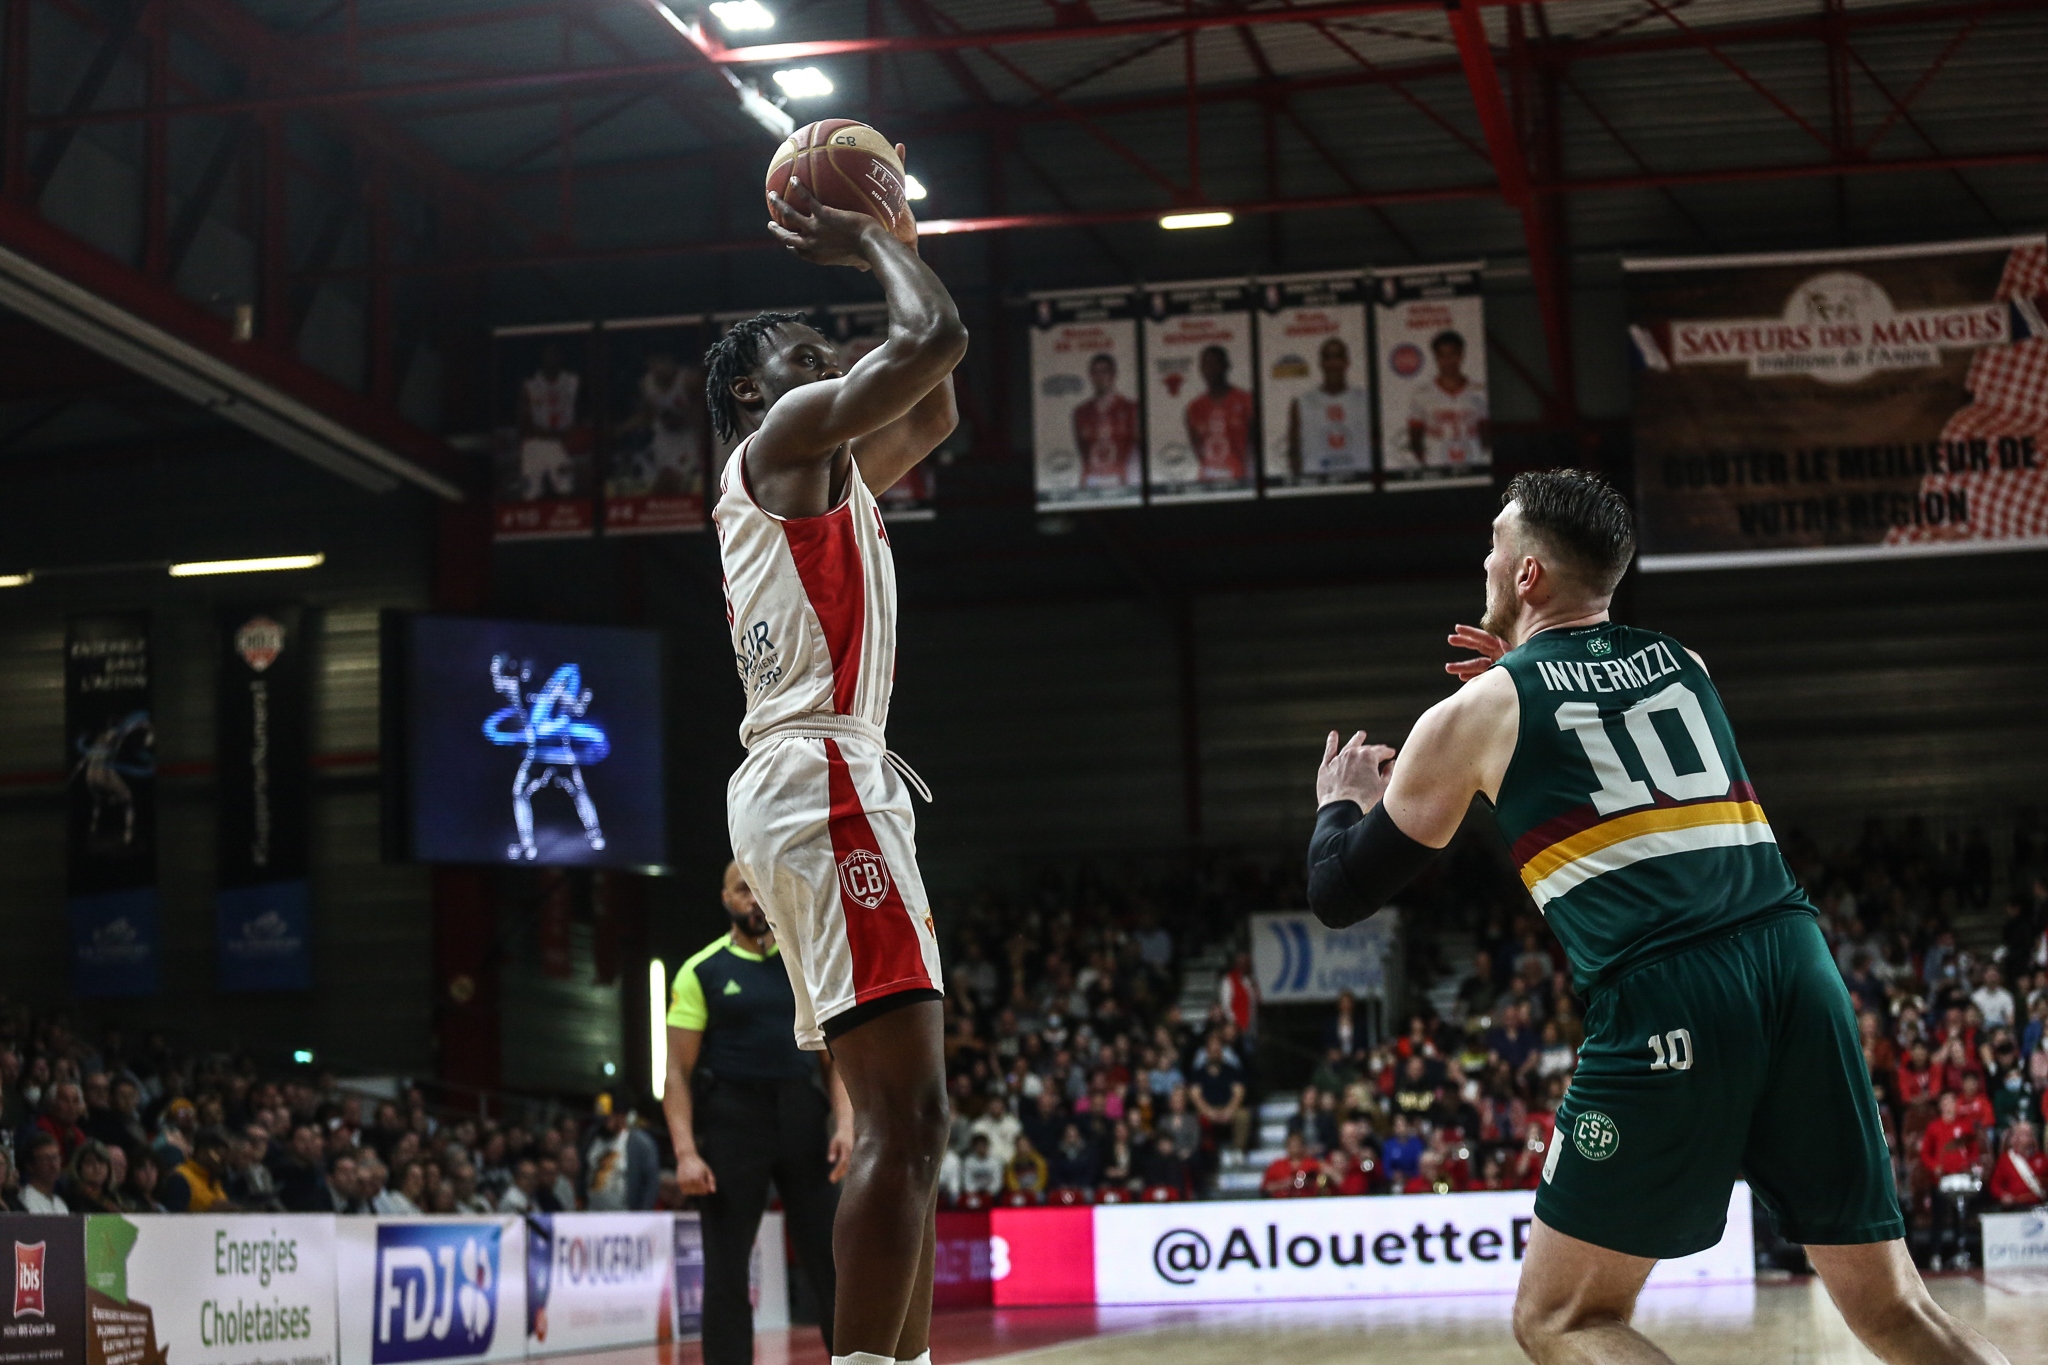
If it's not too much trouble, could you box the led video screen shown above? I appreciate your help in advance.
[388,614,666,869]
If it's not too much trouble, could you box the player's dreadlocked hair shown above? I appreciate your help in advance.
[704,311,810,443]
[1504,468,1636,594]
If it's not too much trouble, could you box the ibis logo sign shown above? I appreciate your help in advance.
[12,1240,44,1317]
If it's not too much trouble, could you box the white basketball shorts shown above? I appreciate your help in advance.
[726,731,944,1050]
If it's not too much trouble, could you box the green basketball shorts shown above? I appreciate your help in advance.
[1535,909,1904,1261]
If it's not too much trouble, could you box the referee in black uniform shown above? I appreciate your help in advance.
[664,860,850,1365]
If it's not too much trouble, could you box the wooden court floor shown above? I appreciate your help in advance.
[567,1272,2048,1365]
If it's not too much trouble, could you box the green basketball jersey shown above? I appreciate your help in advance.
[1491,621,1811,991]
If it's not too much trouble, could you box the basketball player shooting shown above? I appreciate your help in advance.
[1305,470,2006,1365]
[703,162,964,1365]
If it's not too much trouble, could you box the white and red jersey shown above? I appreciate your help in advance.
[1401,378,1488,470]
[1187,387,1254,481]
[1073,394,1141,488]
[523,371,580,434]
[1293,385,1372,475]
[714,436,897,748]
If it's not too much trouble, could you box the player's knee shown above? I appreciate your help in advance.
[1511,1295,1560,1358]
[867,1074,949,1169]
[1836,1284,1941,1350]
[1510,1292,1610,1362]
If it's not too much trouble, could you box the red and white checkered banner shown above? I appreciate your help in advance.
[1626,235,2048,570]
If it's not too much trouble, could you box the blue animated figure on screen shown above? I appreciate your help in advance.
[71,710,154,848]
[483,655,610,861]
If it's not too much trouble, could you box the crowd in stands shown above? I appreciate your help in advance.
[1247,814,2048,1266]
[0,1016,665,1217]
[933,859,1294,1206]
[5,822,2045,1243]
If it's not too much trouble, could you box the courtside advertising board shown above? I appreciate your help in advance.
[991,1187,1753,1306]
[336,1216,527,1365]
[83,1214,337,1365]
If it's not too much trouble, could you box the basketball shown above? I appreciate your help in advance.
[766,119,914,243]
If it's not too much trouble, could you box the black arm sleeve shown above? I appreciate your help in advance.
[1305,800,1442,929]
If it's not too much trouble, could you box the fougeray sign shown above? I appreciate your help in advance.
[991,1188,1753,1306]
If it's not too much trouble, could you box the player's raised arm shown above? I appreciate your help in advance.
[1305,669,1518,928]
[754,178,966,472]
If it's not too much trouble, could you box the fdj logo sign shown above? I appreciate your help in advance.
[373,1224,499,1362]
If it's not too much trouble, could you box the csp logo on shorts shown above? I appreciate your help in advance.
[838,849,892,910]
[1572,1111,1621,1162]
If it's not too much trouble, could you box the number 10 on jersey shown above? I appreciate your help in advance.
[1649,1028,1694,1072]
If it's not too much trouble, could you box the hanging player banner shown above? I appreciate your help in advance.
[1028,288,1145,510]
[830,303,937,520]
[1627,235,2048,569]
[1374,262,1491,489]
[215,605,312,992]
[1255,273,1374,496]
[1143,279,1258,503]
[65,613,160,998]
[493,323,597,541]
[602,316,711,536]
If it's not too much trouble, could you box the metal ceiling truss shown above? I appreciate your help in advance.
[0,0,538,495]
[0,0,2039,456]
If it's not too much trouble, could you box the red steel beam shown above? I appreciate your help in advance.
[296,143,2048,277]
[1857,15,1979,155]
[36,0,2047,131]
[0,187,463,488]
[1636,0,1834,154]
[173,0,546,245]
[1446,0,1572,420]
[694,0,1571,62]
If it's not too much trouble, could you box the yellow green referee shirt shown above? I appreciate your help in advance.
[668,934,813,1081]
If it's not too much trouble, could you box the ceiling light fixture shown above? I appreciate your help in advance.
[903,174,928,201]
[168,553,326,578]
[0,572,31,588]
[709,0,775,30]
[771,67,833,99]
[1160,210,1234,230]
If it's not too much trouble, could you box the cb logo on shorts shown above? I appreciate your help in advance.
[1572,1110,1621,1162]
[838,849,892,910]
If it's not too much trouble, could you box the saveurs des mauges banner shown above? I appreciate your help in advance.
[1627,235,2048,570]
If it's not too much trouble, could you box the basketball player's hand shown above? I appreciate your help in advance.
[827,1126,852,1183]
[1445,624,1507,681]
[674,1150,716,1197]
[767,175,879,272]
[1316,730,1397,812]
